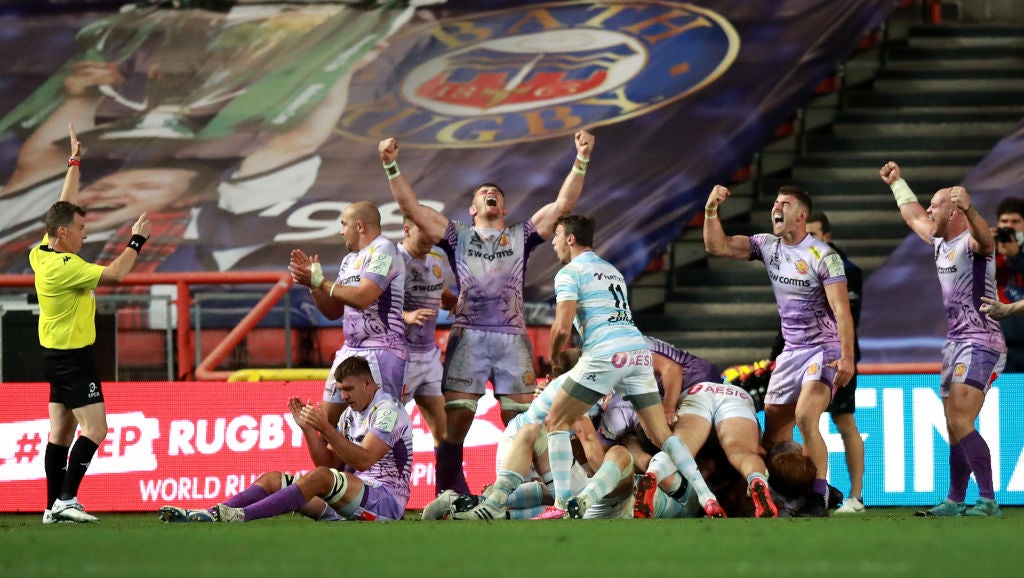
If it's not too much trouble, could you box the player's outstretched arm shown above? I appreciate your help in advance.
[880,161,931,244]
[703,185,751,259]
[58,124,82,204]
[950,186,994,256]
[98,212,151,285]
[981,296,1024,320]
[532,130,594,239]
[379,137,448,244]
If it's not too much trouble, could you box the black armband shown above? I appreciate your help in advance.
[127,234,147,253]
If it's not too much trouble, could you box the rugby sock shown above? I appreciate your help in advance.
[812,478,829,507]
[547,430,573,507]
[435,440,470,494]
[746,472,769,489]
[540,470,553,487]
[508,504,548,519]
[648,451,677,483]
[523,383,557,425]
[581,461,622,503]
[317,503,342,522]
[661,437,714,504]
[44,443,69,509]
[507,480,545,509]
[483,470,524,510]
[959,430,995,500]
[947,442,970,503]
[222,484,269,508]
[243,484,306,521]
[654,488,684,518]
[59,436,99,501]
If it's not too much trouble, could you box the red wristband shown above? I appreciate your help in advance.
[68,158,81,167]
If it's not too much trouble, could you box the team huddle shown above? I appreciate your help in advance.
[33,125,1006,524]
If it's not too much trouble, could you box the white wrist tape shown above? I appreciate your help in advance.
[890,179,917,206]
[310,262,324,288]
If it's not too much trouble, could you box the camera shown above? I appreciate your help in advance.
[995,227,1017,243]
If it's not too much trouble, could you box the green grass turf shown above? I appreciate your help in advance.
[2,508,1022,577]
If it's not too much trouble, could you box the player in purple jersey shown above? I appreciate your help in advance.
[159,357,413,523]
[882,161,1007,518]
[704,184,855,516]
[379,130,595,495]
[289,201,407,429]
[399,216,457,448]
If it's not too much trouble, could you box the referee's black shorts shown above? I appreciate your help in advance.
[43,346,104,409]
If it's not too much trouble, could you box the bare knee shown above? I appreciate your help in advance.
[254,471,285,493]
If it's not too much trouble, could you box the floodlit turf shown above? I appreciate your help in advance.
[1,508,1022,577]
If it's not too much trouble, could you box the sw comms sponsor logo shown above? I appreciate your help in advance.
[340,1,739,147]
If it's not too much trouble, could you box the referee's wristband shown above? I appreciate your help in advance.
[127,234,147,253]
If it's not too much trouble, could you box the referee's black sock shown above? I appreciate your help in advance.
[45,442,70,509]
[59,436,100,501]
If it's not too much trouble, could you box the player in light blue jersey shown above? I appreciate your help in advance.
[882,162,1006,518]
[704,184,855,516]
[537,215,722,519]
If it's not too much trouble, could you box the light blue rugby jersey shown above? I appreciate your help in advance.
[554,251,646,358]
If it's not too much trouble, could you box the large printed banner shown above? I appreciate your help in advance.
[0,1,893,307]
[3,374,1024,512]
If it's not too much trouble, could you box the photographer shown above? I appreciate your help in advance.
[994,197,1024,372]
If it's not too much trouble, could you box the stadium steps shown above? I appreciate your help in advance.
[633,16,1024,369]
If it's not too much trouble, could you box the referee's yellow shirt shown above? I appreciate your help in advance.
[29,234,105,350]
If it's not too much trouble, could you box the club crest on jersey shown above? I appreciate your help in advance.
[432,264,443,279]
[795,260,809,275]
[806,363,820,377]
[954,363,967,377]
[340,1,738,147]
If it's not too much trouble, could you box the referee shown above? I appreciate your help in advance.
[30,125,152,523]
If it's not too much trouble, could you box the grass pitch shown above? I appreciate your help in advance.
[1,508,1022,577]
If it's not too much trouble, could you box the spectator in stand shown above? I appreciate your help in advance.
[991,197,1024,372]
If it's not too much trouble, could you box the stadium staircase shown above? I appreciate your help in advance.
[632,8,1024,369]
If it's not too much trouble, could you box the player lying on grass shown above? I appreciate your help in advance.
[159,356,412,523]
[633,380,778,519]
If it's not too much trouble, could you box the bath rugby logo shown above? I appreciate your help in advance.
[340,1,738,147]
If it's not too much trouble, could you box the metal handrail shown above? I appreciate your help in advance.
[0,271,293,380]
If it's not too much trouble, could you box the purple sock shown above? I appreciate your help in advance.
[222,484,270,508]
[959,430,995,500]
[242,484,307,521]
[812,478,828,501]
[435,440,470,494]
[947,442,971,503]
